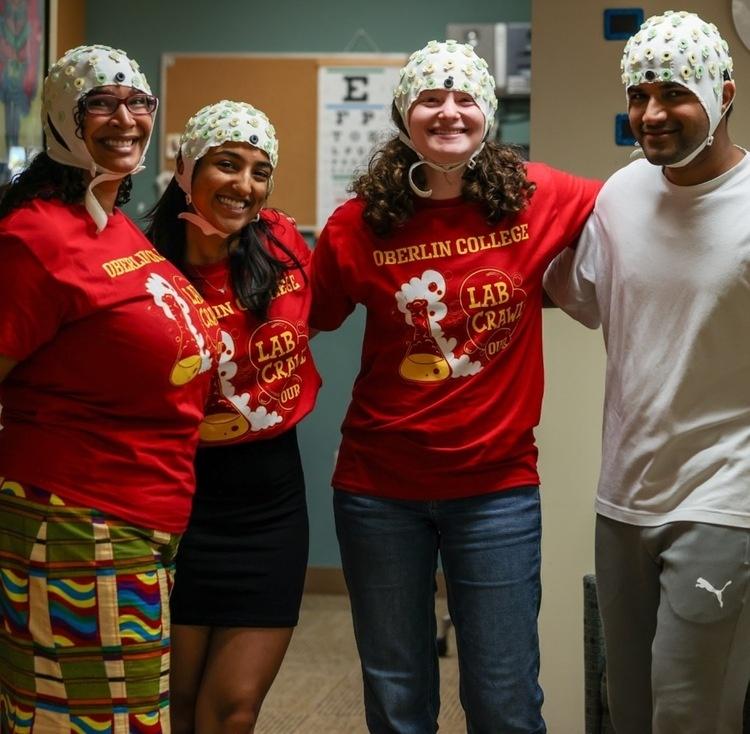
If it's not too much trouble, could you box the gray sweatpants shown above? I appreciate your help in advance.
[595,515,750,734]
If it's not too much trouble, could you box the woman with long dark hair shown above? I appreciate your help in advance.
[146,100,320,734]
[311,39,601,733]
[0,45,216,732]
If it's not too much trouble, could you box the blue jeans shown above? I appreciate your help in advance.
[334,485,546,734]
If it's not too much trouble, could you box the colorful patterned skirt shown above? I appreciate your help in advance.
[0,479,179,733]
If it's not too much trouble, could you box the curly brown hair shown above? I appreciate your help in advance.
[351,104,536,237]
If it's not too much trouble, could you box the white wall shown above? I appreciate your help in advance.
[531,1,750,730]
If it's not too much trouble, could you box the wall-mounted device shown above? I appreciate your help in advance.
[446,22,531,96]
[603,8,644,40]
[614,113,636,146]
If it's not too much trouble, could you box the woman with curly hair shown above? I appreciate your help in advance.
[311,39,601,733]
[0,45,216,732]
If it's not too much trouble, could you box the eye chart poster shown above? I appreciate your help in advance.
[316,65,402,230]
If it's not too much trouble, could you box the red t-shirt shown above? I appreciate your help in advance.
[190,209,321,446]
[0,199,218,532]
[311,162,601,500]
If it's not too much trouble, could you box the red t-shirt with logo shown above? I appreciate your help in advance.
[0,199,217,532]
[189,209,321,446]
[311,162,601,500]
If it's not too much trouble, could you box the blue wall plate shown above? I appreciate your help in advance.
[604,8,644,40]
[615,112,636,146]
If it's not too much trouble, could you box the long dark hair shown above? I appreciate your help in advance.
[0,153,132,220]
[145,178,304,320]
[351,103,535,237]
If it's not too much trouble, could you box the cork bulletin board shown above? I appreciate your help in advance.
[160,53,405,230]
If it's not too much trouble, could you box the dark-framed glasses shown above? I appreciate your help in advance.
[83,93,158,116]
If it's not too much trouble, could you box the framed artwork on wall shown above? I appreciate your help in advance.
[0,0,48,186]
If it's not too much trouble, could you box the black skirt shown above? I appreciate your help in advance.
[170,428,309,627]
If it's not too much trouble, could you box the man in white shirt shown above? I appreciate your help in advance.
[544,10,750,734]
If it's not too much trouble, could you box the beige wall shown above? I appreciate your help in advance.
[49,0,86,63]
[531,1,749,730]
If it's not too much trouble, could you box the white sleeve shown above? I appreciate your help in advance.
[543,212,602,329]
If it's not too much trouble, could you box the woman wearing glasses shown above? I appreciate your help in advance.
[0,45,216,732]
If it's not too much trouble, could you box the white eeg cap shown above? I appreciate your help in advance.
[393,40,499,197]
[175,100,278,237]
[394,39,498,140]
[175,100,278,198]
[43,44,155,231]
[621,11,734,167]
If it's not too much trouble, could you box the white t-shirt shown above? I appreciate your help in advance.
[544,152,750,528]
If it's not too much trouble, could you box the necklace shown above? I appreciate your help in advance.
[187,265,230,296]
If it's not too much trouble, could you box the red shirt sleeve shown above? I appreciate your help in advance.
[526,163,603,253]
[310,208,358,331]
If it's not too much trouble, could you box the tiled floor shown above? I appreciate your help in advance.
[258,594,465,734]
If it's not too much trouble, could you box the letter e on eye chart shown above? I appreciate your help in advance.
[316,65,402,228]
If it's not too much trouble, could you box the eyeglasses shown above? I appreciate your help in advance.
[82,93,158,116]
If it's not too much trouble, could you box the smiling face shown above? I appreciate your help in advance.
[190,143,272,236]
[407,89,485,165]
[81,85,154,173]
[627,81,710,167]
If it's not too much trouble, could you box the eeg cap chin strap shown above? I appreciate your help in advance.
[393,40,498,197]
[621,10,735,169]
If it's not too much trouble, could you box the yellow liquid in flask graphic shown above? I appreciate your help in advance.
[398,299,451,383]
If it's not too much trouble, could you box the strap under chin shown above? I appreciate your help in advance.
[86,163,146,233]
[408,160,433,198]
[86,169,133,233]
[630,143,645,160]
[178,211,231,238]
[399,132,484,198]
[659,91,733,170]
[665,136,711,169]
[630,136,709,167]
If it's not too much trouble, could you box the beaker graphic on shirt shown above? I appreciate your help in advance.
[199,371,250,442]
[399,299,451,383]
[162,291,203,386]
